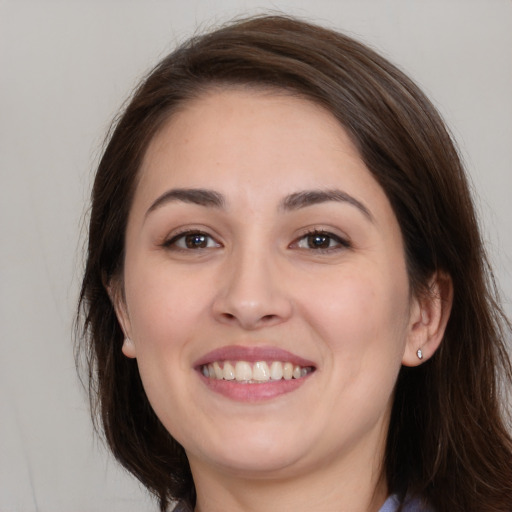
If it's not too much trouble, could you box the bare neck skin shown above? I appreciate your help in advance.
[189,413,389,512]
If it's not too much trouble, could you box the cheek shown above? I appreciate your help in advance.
[288,266,411,447]
[122,263,206,434]
[298,265,410,365]
[123,259,208,363]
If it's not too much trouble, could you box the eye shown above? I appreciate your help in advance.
[293,230,350,251]
[165,230,221,250]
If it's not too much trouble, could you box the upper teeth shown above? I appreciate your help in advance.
[201,361,311,382]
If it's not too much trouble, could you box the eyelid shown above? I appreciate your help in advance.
[162,227,222,250]
[290,227,351,251]
[158,225,350,253]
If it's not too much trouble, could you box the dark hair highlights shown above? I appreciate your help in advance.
[77,15,512,512]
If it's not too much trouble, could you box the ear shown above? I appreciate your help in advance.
[106,280,137,359]
[402,271,453,367]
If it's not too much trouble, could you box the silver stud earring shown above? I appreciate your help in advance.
[417,348,423,360]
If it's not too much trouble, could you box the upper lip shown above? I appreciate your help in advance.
[193,345,316,368]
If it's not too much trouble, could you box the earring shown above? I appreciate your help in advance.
[416,348,423,360]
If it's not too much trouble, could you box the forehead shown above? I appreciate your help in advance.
[127,87,405,266]
[137,88,373,195]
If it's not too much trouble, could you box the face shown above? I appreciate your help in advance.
[115,89,423,483]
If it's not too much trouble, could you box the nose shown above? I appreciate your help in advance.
[212,247,293,330]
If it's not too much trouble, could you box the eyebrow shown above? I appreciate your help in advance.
[145,187,372,221]
[145,188,225,217]
[280,189,373,221]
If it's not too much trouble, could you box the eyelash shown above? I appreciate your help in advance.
[162,228,350,253]
[163,229,221,251]
[291,229,351,253]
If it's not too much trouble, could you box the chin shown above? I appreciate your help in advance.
[187,425,312,476]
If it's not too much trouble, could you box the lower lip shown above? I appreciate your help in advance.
[199,373,311,402]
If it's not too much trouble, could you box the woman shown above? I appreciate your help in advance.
[78,15,512,512]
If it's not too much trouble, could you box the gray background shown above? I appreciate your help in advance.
[1,1,511,510]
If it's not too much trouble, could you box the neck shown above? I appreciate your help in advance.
[189,439,388,512]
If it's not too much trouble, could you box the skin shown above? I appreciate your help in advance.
[113,88,450,512]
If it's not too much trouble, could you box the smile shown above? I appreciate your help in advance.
[201,360,314,383]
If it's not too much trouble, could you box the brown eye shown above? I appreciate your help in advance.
[306,233,332,249]
[167,231,220,250]
[294,231,349,251]
[184,233,209,248]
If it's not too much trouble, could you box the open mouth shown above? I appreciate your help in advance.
[200,360,315,383]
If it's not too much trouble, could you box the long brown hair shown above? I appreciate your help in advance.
[77,15,512,511]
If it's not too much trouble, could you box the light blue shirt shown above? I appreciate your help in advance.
[379,494,431,512]
[174,494,430,511]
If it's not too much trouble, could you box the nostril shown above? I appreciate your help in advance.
[218,311,279,327]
